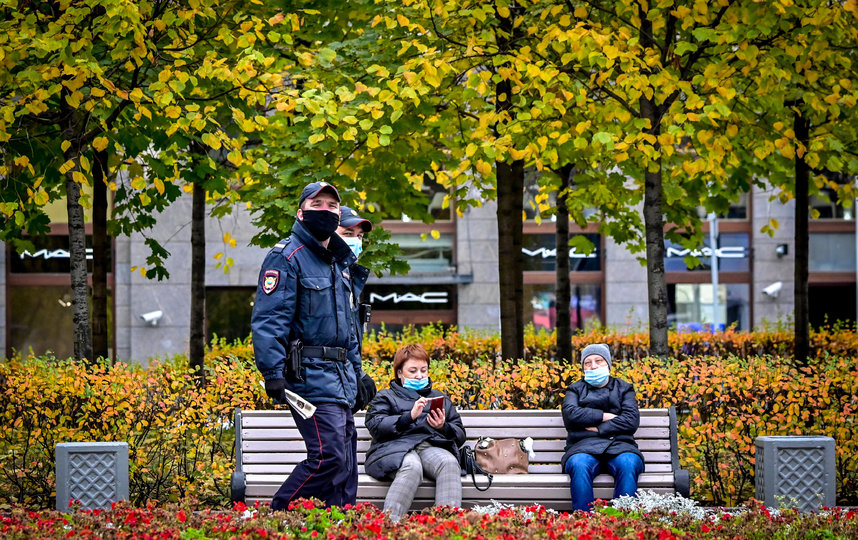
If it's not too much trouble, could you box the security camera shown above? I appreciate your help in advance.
[762,282,783,298]
[140,310,163,326]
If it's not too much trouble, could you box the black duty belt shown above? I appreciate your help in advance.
[301,346,347,362]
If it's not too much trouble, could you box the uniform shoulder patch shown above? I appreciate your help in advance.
[262,269,280,295]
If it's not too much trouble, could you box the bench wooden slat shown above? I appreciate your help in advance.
[240,437,671,456]
[238,408,671,420]
[240,412,670,429]
[241,462,675,475]
[245,473,677,498]
[241,426,670,441]
[246,490,677,512]
[242,439,670,463]
[240,452,672,468]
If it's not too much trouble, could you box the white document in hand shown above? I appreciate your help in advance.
[283,389,316,419]
[259,381,317,419]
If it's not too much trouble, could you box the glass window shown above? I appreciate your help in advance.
[9,286,113,359]
[664,233,750,272]
[810,233,856,272]
[667,283,749,331]
[810,172,855,220]
[809,284,855,327]
[391,233,454,274]
[206,287,255,343]
[364,284,455,311]
[10,235,112,274]
[522,234,601,272]
[523,283,602,331]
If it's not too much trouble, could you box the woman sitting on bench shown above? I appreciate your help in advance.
[364,344,466,521]
[561,343,645,512]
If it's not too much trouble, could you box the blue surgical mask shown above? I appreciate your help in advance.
[402,377,429,391]
[584,365,610,387]
[343,236,363,258]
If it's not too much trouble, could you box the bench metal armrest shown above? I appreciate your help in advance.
[231,471,246,503]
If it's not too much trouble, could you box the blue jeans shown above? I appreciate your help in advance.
[564,452,644,512]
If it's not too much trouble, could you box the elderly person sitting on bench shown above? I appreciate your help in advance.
[561,343,644,512]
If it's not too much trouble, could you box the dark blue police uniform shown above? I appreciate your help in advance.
[251,219,369,509]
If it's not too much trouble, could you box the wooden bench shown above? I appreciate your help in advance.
[231,407,690,511]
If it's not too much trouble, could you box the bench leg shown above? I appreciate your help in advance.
[674,469,690,498]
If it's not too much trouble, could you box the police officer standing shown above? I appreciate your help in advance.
[336,206,373,347]
[251,182,369,510]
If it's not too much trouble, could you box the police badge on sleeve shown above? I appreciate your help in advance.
[262,270,279,294]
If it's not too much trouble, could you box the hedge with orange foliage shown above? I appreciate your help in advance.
[2,329,857,509]
[361,322,858,363]
[0,352,266,509]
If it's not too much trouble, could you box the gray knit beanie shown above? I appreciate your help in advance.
[580,343,612,369]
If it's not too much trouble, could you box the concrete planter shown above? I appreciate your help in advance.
[55,442,129,511]
[755,436,835,512]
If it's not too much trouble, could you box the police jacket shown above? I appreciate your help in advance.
[349,262,370,348]
[560,377,644,470]
[364,379,466,480]
[251,220,369,408]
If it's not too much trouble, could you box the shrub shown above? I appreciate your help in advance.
[362,323,858,364]
[3,329,857,508]
[0,350,266,509]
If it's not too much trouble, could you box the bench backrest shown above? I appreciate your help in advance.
[235,408,680,476]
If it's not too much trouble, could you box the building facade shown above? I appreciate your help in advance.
[3,182,855,363]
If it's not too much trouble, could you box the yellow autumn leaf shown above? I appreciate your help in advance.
[93,137,109,152]
[72,171,88,185]
[33,190,50,206]
[475,160,491,176]
[227,151,243,166]
[131,176,146,190]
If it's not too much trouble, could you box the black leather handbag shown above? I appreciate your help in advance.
[459,444,493,491]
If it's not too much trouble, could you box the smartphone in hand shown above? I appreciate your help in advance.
[426,396,445,415]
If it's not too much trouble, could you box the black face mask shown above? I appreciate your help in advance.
[301,209,340,241]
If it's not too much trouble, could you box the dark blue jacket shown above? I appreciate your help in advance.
[251,220,369,407]
[560,377,644,470]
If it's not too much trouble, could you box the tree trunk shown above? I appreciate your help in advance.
[91,148,110,361]
[639,16,669,358]
[555,165,573,363]
[189,179,207,386]
[65,157,93,363]
[494,3,524,361]
[793,108,810,364]
[496,160,524,361]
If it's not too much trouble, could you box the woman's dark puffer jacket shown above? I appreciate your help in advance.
[364,379,466,480]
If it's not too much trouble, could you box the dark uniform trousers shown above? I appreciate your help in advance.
[271,403,358,510]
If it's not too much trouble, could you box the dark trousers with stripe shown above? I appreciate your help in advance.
[270,403,357,510]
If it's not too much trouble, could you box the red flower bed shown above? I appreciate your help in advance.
[1,499,856,539]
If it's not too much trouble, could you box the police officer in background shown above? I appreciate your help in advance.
[251,182,369,510]
[336,206,373,346]
[334,206,375,505]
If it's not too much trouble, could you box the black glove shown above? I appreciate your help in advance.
[352,372,377,413]
[265,379,287,404]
